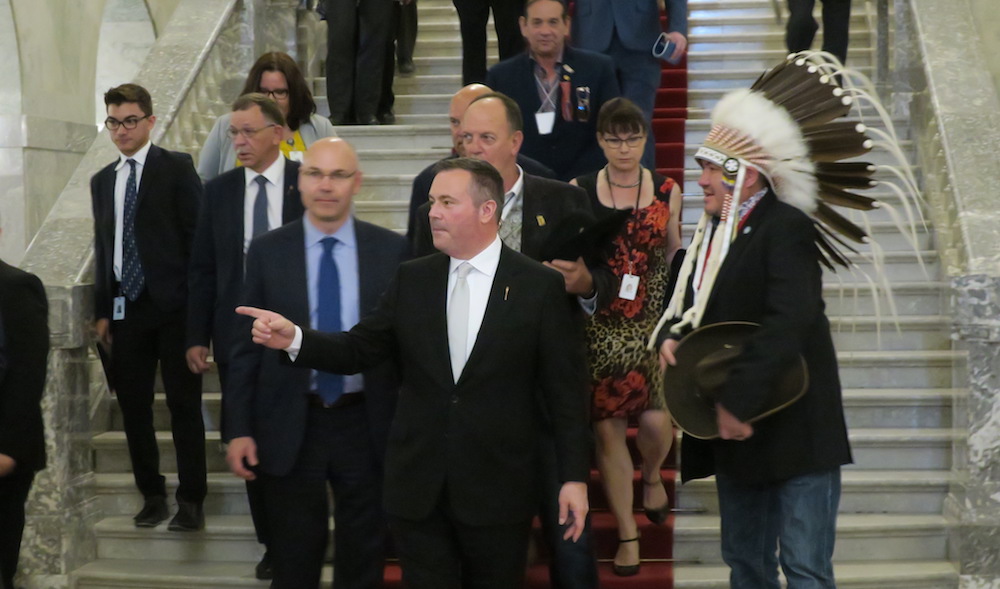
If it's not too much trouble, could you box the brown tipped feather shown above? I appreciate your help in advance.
[815,202,869,243]
[818,183,877,210]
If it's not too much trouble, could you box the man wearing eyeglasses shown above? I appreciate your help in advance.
[225,138,407,588]
[186,92,305,579]
[90,83,207,531]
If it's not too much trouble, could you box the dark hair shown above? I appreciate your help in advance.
[596,97,648,138]
[241,52,315,131]
[432,158,506,213]
[104,83,153,117]
[524,0,568,18]
[232,93,287,128]
[468,92,523,134]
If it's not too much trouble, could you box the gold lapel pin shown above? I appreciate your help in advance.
[536,215,546,227]
[504,286,510,301]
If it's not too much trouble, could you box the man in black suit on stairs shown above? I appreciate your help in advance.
[90,83,207,532]
[0,237,49,589]
[186,93,305,580]
[225,138,408,589]
[238,157,591,589]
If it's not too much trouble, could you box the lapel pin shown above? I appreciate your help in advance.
[743,226,751,235]
[536,215,546,227]
[504,286,510,301]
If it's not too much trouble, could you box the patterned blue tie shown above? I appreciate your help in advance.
[121,159,145,301]
[316,237,344,403]
[252,175,269,238]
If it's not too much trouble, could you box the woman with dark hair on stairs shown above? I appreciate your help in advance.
[571,97,683,577]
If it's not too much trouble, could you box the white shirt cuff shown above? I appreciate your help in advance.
[577,292,598,316]
[286,325,303,361]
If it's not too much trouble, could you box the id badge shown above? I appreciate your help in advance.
[535,111,556,135]
[113,296,126,320]
[618,273,639,301]
[287,150,304,163]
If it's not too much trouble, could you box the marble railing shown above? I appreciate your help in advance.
[896,0,1000,585]
[11,0,306,586]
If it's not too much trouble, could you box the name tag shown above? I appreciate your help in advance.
[113,296,126,320]
[618,273,639,301]
[535,112,556,135]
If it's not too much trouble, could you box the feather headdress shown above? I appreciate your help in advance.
[649,51,922,347]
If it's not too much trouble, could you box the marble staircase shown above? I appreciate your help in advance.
[69,0,962,587]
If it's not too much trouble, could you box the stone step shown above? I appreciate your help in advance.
[841,388,957,429]
[827,250,937,282]
[688,11,872,27]
[823,281,945,316]
[675,470,951,515]
[92,431,227,474]
[846,428,955,471]
[353,147,451,175]
[92,472,252,517]
[69,558,955,589]
[837,349,963,389]
[687,47,874,71]
[682,513,946,563]
[827,315,949,351]
[334,124,450,151]
[92,516,268,563]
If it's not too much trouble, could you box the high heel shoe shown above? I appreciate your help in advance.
[643,477,670,525]
[612,537,640,576]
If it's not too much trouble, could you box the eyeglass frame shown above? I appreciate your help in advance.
[226,124,279,140]
[601,134,646,149]
[259,88,290,100]
[105,115,151,131]
[300,168,358,182]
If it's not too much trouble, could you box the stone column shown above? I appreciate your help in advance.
[948,275,1000,588]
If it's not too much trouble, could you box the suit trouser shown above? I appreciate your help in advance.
[390,497,532,589]
[606,31,662,171]
[786,0,851,65]
[378,0,419,115]
[0,470,34,589]
[536,435,598,589]
[452,0,525,85]
[218,364,270,548]
[111,291,206,503]
[261,400,384,589]
[325,0,394,121]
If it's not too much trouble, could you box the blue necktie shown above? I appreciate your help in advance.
[316,237,344,403]
[121,159,145,301]
[252,175,269,238]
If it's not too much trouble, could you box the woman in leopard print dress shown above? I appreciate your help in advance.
[570,98,682,577]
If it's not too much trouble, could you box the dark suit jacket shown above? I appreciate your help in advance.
[413,174,617,310]
[0,262,48,473]
[486,46,620,181]
[293,246,591,525]
[90,144,202,319]
[662,192,852,484]
[573,0,688,53]
[406,153,556,248]
[187,159,305,365]
[225,218,408,475]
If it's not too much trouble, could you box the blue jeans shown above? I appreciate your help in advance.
[716,468,841,589]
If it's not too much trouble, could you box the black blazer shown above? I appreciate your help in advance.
[90,144,202,319]
[225,218,408,475]
[665,192,852,484]
[486,46,621,181]
[293,247,592,526]
[413,174,617,310]
[0,261,49,473]
[187,159,305,364]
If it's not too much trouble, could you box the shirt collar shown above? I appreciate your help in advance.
[303,214,357,249]
[450,235,503,278]
[501,165,526,220]
[738,188,768,221]
[114,140,152,171]
[529,48,565,69]
[244,155,286,189]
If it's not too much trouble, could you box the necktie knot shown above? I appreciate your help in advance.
[321,236,337,255]
[255,175,268,188]
[455,261,473,280]
[127,158,137,170]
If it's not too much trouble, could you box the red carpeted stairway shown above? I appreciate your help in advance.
[655,14,689,191]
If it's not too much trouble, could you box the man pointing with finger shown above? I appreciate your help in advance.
[239,157,592,589]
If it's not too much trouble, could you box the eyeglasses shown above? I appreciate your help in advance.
[226,124,278,140]
[105,115,150,131]
[602,135,645,149]
[260,88,290,100]
[301,169,357,182]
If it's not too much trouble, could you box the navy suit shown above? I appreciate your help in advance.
[572,0,689,169]
[227,218,407,589]
[90,144,206,505]
[486,46,620,181]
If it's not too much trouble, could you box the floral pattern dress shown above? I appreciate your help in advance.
[577,171,676,420]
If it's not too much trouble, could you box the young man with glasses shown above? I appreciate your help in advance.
[90,83,207,532]
[187,93,305,578]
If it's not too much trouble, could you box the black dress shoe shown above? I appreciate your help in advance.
[357,115,379,125]
[168,500,204,532]
[612,537,640,576]
[377,110,396,125]
[329,115,350,126]
[133,496,169,528]
[398,59,415,75]
[255,550,273,580]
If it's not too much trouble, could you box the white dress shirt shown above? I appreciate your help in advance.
[242,155,286,253]
[112,140,152,282]
[446,236,503,361]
